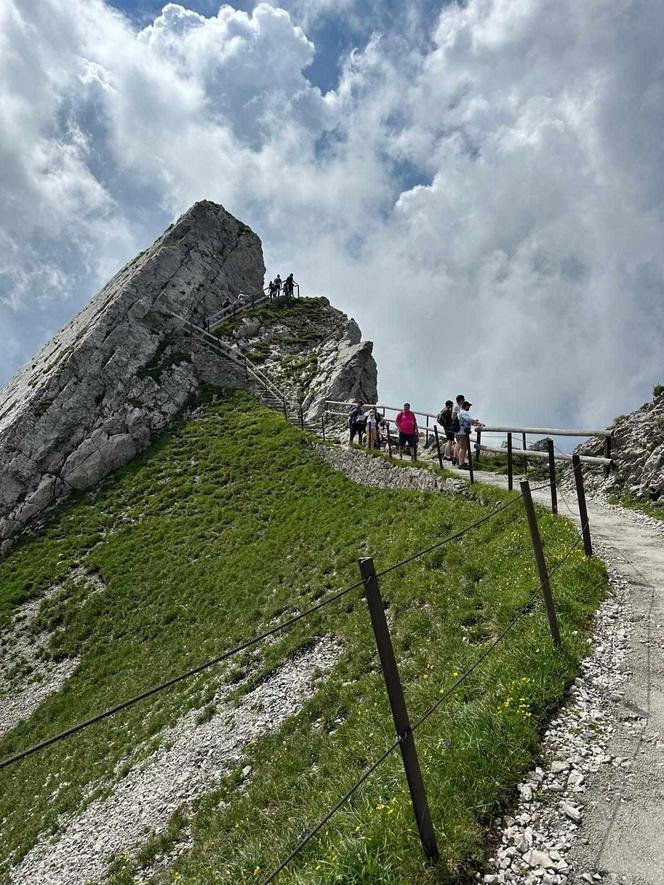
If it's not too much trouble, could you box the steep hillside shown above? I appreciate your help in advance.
[213,296,377,420]
[576,385,664,508]
[0,391,606,884]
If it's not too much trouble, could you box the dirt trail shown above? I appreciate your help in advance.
[461,462,664,884]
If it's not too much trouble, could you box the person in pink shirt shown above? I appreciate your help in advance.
[395,402,418,459]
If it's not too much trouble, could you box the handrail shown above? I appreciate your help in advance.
[164,311,293,409]
[476,442,613,467]
[325,400,611,439]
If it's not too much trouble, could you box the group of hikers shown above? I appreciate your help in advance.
[348,394,483,470]
[267,273,297,299]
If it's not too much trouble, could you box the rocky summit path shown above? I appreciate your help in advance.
[453,462,664,885]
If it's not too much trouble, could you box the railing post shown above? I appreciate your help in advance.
[507,432,513,492]
[546,438,557,515]
[425,415,429,448]
[604,434,612,478]
[572,454,593,557]
[520,481,562,648]
[433,425,443,469]
[522,432,527,475]
[387,427,393,459]
[321,415,326,443]
[358,558,439,863]
[467,433,474,484]
[476,428,482,464]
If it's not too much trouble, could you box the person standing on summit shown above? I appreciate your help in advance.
[274,274,282,297]
[396,403,418,460]
[456,400,483,470]
[283,273,297,298]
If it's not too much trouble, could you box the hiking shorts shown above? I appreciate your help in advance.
[445,430,455,442]
[399,432,416,448]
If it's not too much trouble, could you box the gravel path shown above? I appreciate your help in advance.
[10,637,340,885]
[446,462,664,885]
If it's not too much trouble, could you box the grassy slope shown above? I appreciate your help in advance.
[0,392,606,884]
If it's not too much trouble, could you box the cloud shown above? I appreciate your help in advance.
[1,0,663,431]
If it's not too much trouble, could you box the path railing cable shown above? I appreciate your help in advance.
[0,489,535,773]
[260,524,589,884]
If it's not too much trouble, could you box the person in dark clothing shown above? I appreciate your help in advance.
[349,401,366,445]
[283,273,297,298]
[437,400,456,460]
[274,275,282,296]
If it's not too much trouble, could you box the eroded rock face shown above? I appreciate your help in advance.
[0,201,264,550]
[576,388,664,502]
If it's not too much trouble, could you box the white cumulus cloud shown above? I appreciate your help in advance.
[0,0,663,431]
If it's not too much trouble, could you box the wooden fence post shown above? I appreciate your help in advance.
[321,415,326,443]
[387,426,393,459]
[425,414,430,448]
[507,432,513,492]
[359,558,440,863]
[520,481,562,648]
[546,439,558,515]
[522,432,527,475]
[604,434,612,479]
[467,433,474,484]
[433,425,443,470]
[476,428,482,464]
[572,454,593,557]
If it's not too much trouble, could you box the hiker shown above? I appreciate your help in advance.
[456,400,483,470]
[365,408,379,450]
[349,401,366,445]
[267,279,275,298]
[437,400,456,460]
[451,394,464,464]
[395,402,418,459]
[274,274,282,297]
[283,273,297,298]
[378,414,390,448]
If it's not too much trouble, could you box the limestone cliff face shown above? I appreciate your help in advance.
[0,201,264,551]
[576,387,664,503]
[215,296,378,421]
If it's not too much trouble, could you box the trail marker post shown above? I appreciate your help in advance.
[507,432,513,492]
[520,481,562,648]
[572,454,593,557]
[433,425,443,469]
[546,439,558,515]
[359,558,440,863]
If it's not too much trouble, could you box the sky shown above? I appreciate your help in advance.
[1,0,664,430]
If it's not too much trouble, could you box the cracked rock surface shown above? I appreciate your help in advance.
[0,201,264,551]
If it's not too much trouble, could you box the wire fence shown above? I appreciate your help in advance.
[0,421,599,884]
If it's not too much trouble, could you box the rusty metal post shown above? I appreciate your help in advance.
[522,432,527,475]
[572,454,593,557]
[467,433,474,484]
[433,425,443,470]
[359,558,439,862]
[546,438,558,515]
[507,432,513,492]
[476,427,482,464]
[604,434,612,478]
[520,481,562,647]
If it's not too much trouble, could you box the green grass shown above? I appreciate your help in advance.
[0,391,607,884]
[608,491,664,523]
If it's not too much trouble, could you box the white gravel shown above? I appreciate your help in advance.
[10,637,341,885]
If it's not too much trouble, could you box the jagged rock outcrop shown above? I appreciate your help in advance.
[215,296,377,421]
[0,201,264,551]
[576,387,664,503]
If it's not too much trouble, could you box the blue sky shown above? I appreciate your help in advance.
[2,0,664,429]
